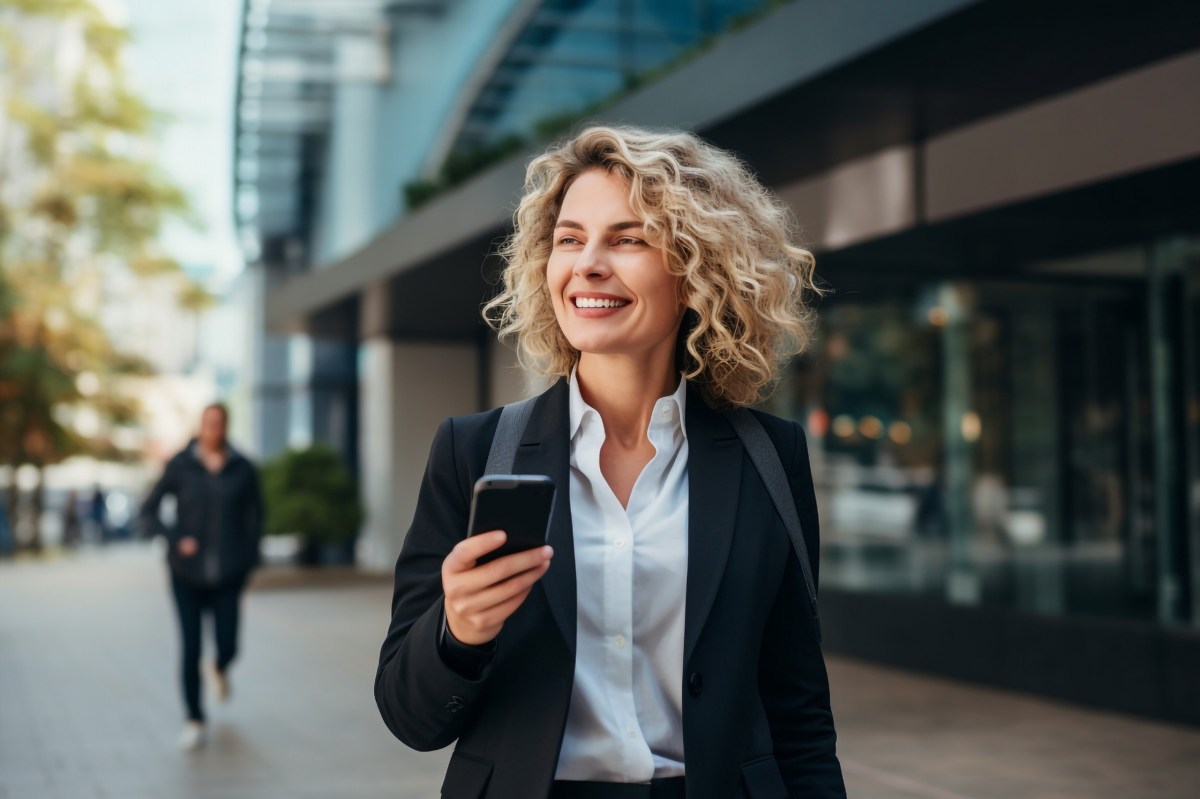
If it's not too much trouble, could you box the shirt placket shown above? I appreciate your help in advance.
[629,403,671,751]
[579,416,642,774]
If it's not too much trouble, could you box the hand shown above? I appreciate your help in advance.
[178,536,198,557]
[442,531,552,646]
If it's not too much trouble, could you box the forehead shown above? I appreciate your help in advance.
[557,169,637,221]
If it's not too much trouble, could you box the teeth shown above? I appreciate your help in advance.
[575,297,629,308]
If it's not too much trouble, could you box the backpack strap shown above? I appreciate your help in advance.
[484,395,539,476]
[726,408,822,642]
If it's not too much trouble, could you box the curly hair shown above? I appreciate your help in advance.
[483,125,822,409]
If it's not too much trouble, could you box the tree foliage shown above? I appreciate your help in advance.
[0,0,207,541]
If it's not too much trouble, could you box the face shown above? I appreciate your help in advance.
[547,169,684,363]
[198,407,227,451]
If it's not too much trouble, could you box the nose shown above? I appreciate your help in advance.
[572,240,611,280]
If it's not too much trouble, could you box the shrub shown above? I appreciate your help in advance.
[261,444,365,545]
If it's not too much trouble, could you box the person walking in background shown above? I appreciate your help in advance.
[0,494,13,556]
[62,490,82,547]
[88,484,108,543]
[140,402,263,751]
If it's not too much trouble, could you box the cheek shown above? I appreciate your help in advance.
[545,257,571,321]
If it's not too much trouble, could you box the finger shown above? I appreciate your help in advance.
[452,559,549,619]
[444,531,507,573]
[449,545,553,596]
[474,585,537,630]
[451,583,537,643]
[477,545,554,585]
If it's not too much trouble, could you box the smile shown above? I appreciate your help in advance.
[573,297,631,308]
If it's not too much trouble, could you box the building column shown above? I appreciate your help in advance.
[358,339,480,571]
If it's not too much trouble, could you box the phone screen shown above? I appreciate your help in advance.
[468,475,556,565]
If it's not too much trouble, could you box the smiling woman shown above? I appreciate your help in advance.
[376,125,844,799]
[486,126,823,409]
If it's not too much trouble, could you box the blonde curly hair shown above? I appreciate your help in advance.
[483,125,822,409]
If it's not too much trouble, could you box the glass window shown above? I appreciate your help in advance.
[774,270,1163,623]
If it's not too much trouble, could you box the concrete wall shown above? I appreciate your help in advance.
[776,48,1200,251]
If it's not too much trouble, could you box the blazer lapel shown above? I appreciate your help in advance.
[684,390,742,664]
[511,378,577,654]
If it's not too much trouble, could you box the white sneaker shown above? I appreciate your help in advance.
[178,721,206,751]
[206,661,230,702]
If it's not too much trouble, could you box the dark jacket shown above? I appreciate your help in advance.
[140,439,263,586]
[374,379,845,799]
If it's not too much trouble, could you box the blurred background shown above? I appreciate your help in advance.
[2,0,1199,797]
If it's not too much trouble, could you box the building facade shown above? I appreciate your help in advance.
[236,0,1200,724]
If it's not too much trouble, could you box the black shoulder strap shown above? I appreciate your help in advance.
[726,408,822,642]
[484,395,539,476]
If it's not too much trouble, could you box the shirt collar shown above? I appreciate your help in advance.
[568,368,687,441]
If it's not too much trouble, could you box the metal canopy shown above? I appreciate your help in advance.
[450,0,768,153]
[233,0,400,266]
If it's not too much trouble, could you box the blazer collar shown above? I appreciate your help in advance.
[510,378,577,652]
[683,389,742,663]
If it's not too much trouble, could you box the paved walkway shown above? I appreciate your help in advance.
[2,544,1198,799]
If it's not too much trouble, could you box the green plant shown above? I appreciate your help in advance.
[261,445,365,545]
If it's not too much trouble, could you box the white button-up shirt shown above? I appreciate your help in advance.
[554,372,689,782]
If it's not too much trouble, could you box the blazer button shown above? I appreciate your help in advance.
[688,672,703,697]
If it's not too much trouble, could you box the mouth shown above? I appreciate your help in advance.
[571,295,631,309]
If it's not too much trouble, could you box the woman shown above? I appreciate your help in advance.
[141,402,263,750]
[375,126,845,798]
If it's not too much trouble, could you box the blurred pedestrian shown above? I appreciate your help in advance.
[0,494,12,556]
[62,490,82,547]
[88,484,108,543]
[375,127,845,797]
[140,402,263,750]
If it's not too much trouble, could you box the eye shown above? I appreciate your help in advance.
[614,236,646,246]
[556,235,582,246]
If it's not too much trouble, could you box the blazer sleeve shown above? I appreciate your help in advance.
[757,421,847,797]
[374,416,494,752]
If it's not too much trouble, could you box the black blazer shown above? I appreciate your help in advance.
[139,441,262,586]
[375,378,845,799]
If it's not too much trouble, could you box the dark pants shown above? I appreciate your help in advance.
[170,572,244,722]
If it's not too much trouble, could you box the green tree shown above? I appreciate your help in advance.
[0,0,206,548]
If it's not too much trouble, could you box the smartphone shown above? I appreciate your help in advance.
[467,475,556,565]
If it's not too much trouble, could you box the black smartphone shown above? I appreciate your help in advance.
[467,475,556,565]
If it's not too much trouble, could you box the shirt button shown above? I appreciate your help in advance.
[613,538,625,549]
[660,405,672,418]
[626,726,637,738]
[613,635,626,648]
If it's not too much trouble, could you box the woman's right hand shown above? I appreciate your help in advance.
[442,531,553,646]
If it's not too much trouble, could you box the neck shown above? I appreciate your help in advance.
[576,348,679,445]
[199,440,226,457]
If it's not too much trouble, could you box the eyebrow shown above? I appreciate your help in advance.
[554,219,645,232]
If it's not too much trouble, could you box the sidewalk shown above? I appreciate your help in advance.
[2,544,1198,799]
